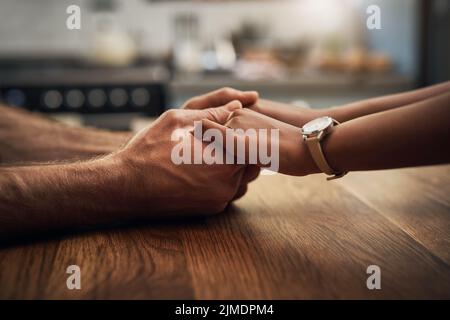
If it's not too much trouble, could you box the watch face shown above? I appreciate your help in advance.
[302,116,333,135]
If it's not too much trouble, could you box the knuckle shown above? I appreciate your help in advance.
[162,109,182,124]
[220,87,235,96]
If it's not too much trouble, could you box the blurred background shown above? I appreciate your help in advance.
[0,0,448,130]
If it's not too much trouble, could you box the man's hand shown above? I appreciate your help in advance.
[183,87,261,199]
[0,88,257,166]
[0,102,250,238]
[111,101,249,216]
[182,87,259,110]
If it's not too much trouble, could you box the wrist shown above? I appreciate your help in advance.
[293,107,322,127]
[298,139,321,176]
[287,127,321,176]
[84,155,138,221]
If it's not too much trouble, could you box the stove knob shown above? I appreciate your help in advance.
[65,89,85,109]
[88,89,107,108]
[131,87,150,107]
[109,88,128,108]
[6,89,26,107]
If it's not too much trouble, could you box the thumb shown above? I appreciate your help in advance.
[201,100,242,125]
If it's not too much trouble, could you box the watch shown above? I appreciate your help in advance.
[301,116,347,180]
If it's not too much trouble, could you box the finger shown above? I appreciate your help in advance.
[183,88,259,110]
[201,100,242,124]
[241,165,260,184]
[232,165,260,200]
[182,100,242,128]
[232,184,248,201]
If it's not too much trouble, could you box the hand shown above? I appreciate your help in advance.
[183,87,259,110]
[183,87,261,198]
[248,99,320,127]
[201,108,320,176]
[0,101,258,237]
[108,101,250,218]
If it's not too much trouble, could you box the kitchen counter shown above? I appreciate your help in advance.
[1,165,449,299]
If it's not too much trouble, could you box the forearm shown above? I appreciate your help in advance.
[0,105,132,165]
[321,92,450,173]
[251,82,450,129]
[0,158,129,238]
[322,81,450,123]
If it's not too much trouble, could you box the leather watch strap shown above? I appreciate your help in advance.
[305,136,336,176]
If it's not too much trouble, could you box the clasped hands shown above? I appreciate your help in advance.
[107,88,320,219]
[2,82,449,236]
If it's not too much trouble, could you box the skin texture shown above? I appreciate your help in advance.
[0,89,259,238]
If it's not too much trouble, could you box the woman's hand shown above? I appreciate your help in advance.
[201,108,320,176]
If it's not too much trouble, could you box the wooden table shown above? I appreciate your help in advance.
[1,165,449,299]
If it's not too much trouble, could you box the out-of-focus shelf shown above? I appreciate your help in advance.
[171,72,414,91]
[169,72,415,107]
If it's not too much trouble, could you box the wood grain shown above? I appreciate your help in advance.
[335,165,450,265]
[1,165,449,299]
[0,227,194,299]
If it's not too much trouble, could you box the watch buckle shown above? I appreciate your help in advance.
[326,171,348,181]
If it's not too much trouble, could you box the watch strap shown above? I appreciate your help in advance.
[305,136,336,176]
[304,121,347,180]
